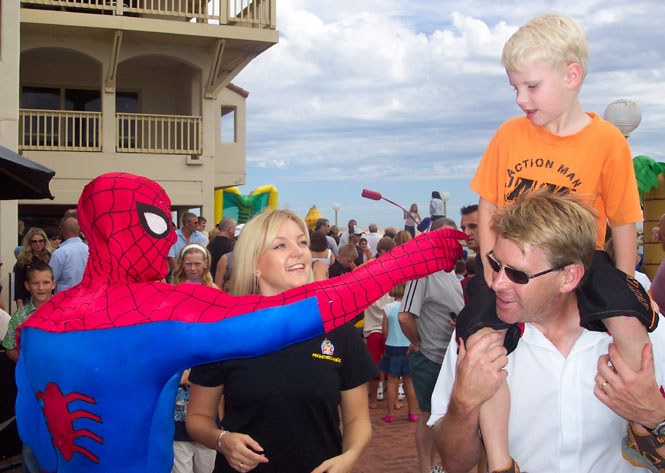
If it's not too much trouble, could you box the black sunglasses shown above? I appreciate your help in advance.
[486,251,568,285]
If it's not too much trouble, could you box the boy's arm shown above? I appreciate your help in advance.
[478,197,498,285]
[611,222,637,277]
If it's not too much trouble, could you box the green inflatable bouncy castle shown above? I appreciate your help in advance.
[214,185,278,224]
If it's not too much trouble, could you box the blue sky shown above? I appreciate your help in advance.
[233,0,665,230]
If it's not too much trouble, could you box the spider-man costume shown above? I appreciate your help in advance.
[15,173,465,473]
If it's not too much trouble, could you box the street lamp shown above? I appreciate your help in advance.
[332,203,341,227]
[604,99,641,138]
[440,191,450,217]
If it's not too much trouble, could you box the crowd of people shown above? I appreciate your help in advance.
[4,11,665,473]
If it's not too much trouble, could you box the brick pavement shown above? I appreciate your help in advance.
[1,399,424,473]
[354,399,421,473]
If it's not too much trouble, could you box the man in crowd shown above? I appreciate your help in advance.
[314,218,339,257]
[365,223,382,257]
[207,216,236,275]
[429,192,665,473]
[49,217,88,293]
[460,205,479,300]
[349,225,365,266]
[339,219,357,246]
[398,217,464,473]
[167,213,207,272]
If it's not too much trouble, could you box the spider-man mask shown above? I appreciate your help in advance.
[77,173,177,283]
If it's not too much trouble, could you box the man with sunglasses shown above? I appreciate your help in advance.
[428,192,665,473]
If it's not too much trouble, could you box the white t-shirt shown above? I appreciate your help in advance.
[428,322,665,473]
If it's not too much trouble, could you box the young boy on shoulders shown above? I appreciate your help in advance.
[3,260,55,362]
[457,13,656,473]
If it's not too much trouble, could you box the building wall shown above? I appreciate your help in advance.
[0,2,20,311]
[18,29,251,231]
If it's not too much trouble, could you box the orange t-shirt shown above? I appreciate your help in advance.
[470,113,643,248]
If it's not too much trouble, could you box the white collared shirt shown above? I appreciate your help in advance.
[429,322,665,472]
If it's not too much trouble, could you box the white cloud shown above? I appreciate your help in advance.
[234,1,665,227]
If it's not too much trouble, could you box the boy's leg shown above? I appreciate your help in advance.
[578,251,659,466]
[577,250,657,336]
[480,383,512,472]
[466,327,515,473]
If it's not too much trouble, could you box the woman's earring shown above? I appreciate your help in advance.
[256,272,261,279]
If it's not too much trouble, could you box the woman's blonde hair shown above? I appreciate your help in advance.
[229,210,312,296]
[173,243,214,287]
[17,227,52,267]
[394,230,412,247]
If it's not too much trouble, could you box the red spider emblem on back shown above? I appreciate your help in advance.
[36,383,103,463]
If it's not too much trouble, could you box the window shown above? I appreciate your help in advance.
[221,106,236,143]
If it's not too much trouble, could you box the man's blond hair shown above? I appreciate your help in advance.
[492,191,597,272]
[502,14,589,83]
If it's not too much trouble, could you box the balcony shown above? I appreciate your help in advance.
[19,109,102,152]
[19,109,202,155]
[20,0,276,29]
[117,113,202,154]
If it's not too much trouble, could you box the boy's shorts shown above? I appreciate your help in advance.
[456,250,657,354]
[408,350,441,412]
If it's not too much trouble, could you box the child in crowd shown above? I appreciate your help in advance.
[171,244,218,473]
[329,243,358,277]
[2,260,55,473]
[379,283,418,424]
[2,260,55,362]
[363,237,398,409]
[457,13,655,473]
[359,237,372,263]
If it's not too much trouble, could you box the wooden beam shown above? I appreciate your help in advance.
[205,39,226,99]
[105,30,122,93]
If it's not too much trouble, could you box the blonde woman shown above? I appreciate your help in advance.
[186,210,377,473]
[404,203,421,238]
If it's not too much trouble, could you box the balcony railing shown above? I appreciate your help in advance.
[21,0,276,28]
[19,109,102,151]
[117,113,202,154]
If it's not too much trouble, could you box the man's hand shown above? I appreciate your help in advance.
[451,329,508,414]
[595,343,665,429]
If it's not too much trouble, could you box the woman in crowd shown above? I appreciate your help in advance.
[44,226,62,251]
[359,237,372,263]
[429,191,445,222]
[393,230,412,247]
[186,210,377,473]
[403,203,421,238]
[310,230,335,281]
[171,244,219,473]
[14,227,52,308]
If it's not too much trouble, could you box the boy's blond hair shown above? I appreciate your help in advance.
[502,14,589,83]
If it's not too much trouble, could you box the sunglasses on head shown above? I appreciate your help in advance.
[486,251,568,285]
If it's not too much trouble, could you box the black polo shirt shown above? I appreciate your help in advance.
[189,323,377,473]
